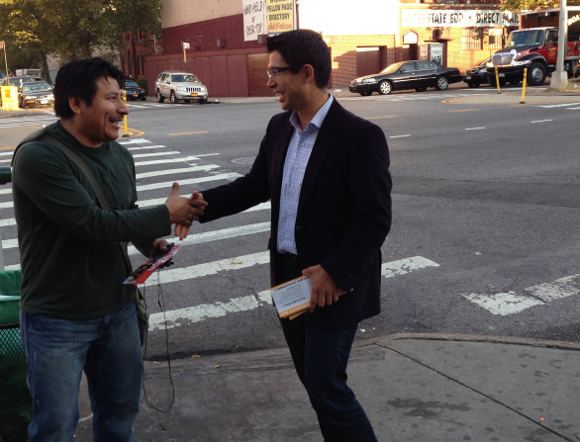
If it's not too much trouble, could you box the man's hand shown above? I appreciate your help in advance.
[174,191,206,240]
[302,265,344,312]
[149,239,171,259]
[165,183,208,227]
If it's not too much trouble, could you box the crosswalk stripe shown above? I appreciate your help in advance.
[381,256,439,278]
[127,145,167,151]
[144,251,270,287]
[462,273,580,316]
[135,165,219,179]
[134,156,202,166]
[147,255,440,330]
[136,172,241,191]
[537,102,580,108]
[0,172,242,210]
[0,199,269,229]
[118,138,151,145]
[132,151,180,158]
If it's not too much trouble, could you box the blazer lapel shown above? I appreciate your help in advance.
[296,100,342,218]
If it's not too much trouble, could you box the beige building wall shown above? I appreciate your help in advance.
[161,0,240,28]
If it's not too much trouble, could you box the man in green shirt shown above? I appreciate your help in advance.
[12,57,205,441]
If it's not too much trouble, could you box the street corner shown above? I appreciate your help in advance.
[119,127,145,139]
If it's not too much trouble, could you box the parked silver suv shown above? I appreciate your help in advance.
[155,71,208,104]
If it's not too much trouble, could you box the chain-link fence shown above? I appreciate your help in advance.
[0,270,31,442]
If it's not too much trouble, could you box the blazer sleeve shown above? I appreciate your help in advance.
[321,121,392,291]
[199,118,275,222]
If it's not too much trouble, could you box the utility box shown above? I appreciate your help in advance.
[1,86,20,111]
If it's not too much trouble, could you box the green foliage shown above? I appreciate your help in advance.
[502,0,580,10]
[0,0,160,63]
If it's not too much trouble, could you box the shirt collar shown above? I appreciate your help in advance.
[289,94,334,133]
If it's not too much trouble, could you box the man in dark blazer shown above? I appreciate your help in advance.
[199,30,391,441]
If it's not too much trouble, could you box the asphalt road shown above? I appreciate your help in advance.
[1,86,580,360]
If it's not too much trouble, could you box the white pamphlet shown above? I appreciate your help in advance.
[269,276,312,319]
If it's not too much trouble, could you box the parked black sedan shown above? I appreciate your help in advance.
[349,60,462,96]
[463,57,491,88]
[123,79,146,101]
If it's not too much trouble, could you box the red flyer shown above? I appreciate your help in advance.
[123,244,181,285]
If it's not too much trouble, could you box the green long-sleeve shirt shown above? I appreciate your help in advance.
[12,122,171,319]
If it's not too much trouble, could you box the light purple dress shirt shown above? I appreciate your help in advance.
[276,95,334,254]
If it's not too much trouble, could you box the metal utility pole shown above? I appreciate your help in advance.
[550,0,568,90]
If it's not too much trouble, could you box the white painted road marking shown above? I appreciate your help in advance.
[118,138,151,145]
[148,255,441,330]
[382,256,439,278]
[135,165,219,179]
[465,126,486,131]
[537,102,580,108]
[136,173,241,192]
[390,134,411,139]
[531,119,553,124]
[463,273,580,316]
[132,151,181,158]
[127,145,167,151]
[0,173,243,210]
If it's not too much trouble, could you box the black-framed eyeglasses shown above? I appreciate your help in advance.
[266,66,292,79]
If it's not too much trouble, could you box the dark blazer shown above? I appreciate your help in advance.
[200,99,392,328]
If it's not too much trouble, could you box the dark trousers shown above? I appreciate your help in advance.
[275,253,377,442]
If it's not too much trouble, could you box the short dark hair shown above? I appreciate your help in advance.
[267,30,331,89]
[54,57,123,119]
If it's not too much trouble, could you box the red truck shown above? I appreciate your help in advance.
[487,7,580,86]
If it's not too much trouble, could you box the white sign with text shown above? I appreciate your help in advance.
[402,9,518,28]
[243,0,267,41]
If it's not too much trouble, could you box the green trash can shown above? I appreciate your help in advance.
[0,269,31,442]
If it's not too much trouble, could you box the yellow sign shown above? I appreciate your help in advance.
[266,0,295,34]
[1,86,19,110]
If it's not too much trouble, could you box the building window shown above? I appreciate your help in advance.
[488,28,503,50]
[461,28,484,51]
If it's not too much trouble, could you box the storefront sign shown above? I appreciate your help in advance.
[402,31,418,45]
[266,0,295,33]
[243,0,267,41]
[401,9,518,28]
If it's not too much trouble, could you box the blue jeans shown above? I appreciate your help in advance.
[20,302,143,442]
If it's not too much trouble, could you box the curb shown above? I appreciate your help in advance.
[383,332,580,351]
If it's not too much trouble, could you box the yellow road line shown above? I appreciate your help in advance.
[0,147,15,151]
[168,130,209,137]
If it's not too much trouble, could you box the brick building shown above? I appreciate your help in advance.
[138,0,517,97]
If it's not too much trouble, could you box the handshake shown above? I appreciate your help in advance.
[164,182,208,240]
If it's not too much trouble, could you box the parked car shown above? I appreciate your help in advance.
[463,57,491,88]
[2,75,42,87]
[348,60,462,96]
[18,80,54,108]
[123,78,146,101]
[155,71,208,104]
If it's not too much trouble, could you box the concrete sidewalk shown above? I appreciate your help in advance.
[74,333,580,441]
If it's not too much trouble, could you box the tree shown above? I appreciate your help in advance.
[502,0,580,10]
[0,0,160,70]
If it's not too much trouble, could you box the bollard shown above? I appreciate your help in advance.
[494,67,501,94]
[122,90,130,137]
[520,68,528,104]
